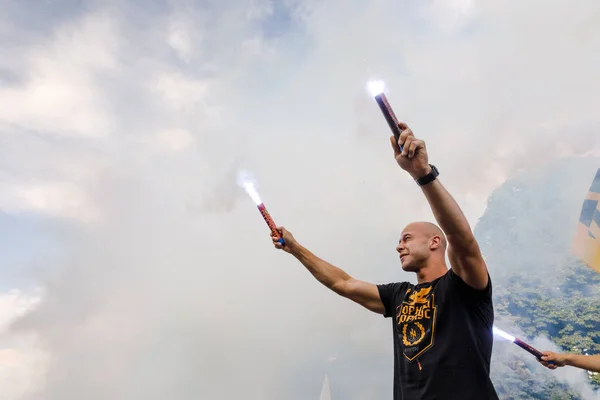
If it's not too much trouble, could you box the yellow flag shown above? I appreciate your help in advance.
[572,168,600,273]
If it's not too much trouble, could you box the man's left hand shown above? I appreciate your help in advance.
[390,122,430,179]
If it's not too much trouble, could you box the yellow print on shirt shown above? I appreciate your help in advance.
[408,286,432,304]
[396,286,437,361]
[402,321,426,346]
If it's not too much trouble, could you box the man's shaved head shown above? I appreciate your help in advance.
[397,221,447,273]
[404,221,447,250]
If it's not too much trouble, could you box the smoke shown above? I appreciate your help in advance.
[491,324,600,399]
[0,0,599,399]
[530,336,600,400]
[492,328,600,400]
[482,157,600,399]
[0,289,45,400]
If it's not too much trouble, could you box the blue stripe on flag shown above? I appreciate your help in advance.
[590,169,600,194]
[580,199,598,227]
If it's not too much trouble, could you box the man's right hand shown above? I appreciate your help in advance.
[272,226,298,253]
[390,122,430,180]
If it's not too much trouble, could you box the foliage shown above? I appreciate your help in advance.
[474,157,600,398]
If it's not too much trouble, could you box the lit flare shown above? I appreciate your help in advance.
[238,171,284,245]
[367,79,403,150]
[492,326,553,364]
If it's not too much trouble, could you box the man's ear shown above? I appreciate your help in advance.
[430,235,441,250]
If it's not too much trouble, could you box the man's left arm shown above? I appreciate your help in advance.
[392,123,488,290]
[418,177,488,290]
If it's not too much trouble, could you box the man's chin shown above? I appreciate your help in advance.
[401,263,417,272]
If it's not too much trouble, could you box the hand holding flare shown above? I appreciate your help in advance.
[238,172,285,245]
[493,326,554,365]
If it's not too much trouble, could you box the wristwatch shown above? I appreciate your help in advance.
[415,164,439,186]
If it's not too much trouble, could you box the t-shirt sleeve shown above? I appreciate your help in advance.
[448,269,493,324]
[447,268,492,298]
[377,282,405,318]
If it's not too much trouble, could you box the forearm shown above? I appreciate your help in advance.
[565,354,600,373]
[416,176,474,244]
[290,243,351,292]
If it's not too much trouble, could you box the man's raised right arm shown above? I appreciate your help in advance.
[273,227,385,315]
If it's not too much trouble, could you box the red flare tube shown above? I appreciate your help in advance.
[257,203,284,245]
[374,92,403,148]
[514,338,547,361]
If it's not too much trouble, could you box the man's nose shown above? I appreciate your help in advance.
[396,243,403,253]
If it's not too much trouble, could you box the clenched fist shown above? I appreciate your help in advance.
[272,226,298,254]
[390,122,431,179]
[538,351,566,370]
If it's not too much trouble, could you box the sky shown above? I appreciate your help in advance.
[0,0,599,398]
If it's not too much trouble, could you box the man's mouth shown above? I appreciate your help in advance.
[400,254,408,260]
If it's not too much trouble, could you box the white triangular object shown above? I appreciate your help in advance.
[319,374,331,400]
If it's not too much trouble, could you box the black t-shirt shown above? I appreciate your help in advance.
[377,269,499,400]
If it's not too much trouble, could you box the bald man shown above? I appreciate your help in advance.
[272,123,498,399]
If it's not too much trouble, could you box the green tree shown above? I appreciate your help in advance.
[475,157,600,397]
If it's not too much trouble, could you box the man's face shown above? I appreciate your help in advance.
[396,225,432,272]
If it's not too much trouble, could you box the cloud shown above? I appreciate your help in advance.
[0,180,99,221]
[0,0,598,399]
[0,289,45,400]
[0,12,119,138]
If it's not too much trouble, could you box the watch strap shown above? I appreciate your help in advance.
[416,164,439,186]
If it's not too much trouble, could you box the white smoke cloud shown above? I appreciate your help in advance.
[0,0,599,399]
[0,289,45,399]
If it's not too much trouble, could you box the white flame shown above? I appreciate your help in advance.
[242,181,262,205]
[492,326,516,342]
[367,80,386,96]
[237,170,262,205]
